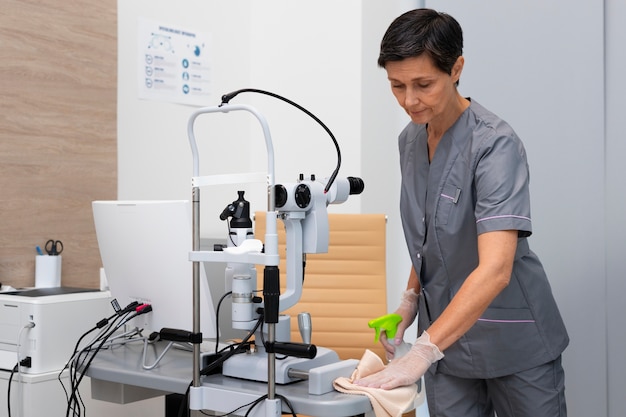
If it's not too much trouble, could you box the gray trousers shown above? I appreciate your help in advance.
[424,356,567,417]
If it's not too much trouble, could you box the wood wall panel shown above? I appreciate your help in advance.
[0,0,117,288]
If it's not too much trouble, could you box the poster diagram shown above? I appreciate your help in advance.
[138,17,212,106]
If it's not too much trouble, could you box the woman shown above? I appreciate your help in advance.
[355,9,569,417]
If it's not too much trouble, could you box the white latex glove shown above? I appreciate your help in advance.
[381,289,419,360]
[355,331,444,390]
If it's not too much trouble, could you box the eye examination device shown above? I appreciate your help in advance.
[185,89,364,417]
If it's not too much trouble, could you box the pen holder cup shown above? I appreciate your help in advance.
[35,255,62,288]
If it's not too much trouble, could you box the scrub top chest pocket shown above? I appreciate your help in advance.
[436,183,462,225]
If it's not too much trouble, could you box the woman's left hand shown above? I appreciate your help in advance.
[354,331,444,390]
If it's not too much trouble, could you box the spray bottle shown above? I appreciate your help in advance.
[368,313,412,359]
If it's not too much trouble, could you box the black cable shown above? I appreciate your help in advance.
[258,320,287,361]
[65,308,147,417]
[70,313,133,395]
[196,393,297,417]
[7,363,18,417]
[277,393,298,417]
[244,395,268,417]
[241,394,297,417]
[214,291,232,353]
[220,88,342,193]
[64,316,121,417]
[66,327,118,416]
[175,312,265,417]
[201,394,265,416]
[58,311,121,404]
[226,222,238,247]
[61,311,127,416]
[178,381,299,417]
[200,312,264,376]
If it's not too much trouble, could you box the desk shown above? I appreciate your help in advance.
[86,341,372,417]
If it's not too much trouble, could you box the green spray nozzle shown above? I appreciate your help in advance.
[368,313,403,342]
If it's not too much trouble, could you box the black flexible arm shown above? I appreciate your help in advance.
[220,88,342,193]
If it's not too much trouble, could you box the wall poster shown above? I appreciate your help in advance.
[138,17,212,106]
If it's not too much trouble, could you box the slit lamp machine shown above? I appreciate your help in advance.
[185,89,364,417]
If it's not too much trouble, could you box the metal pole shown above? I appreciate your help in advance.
[192,186,201,387]
[267,323,276,400]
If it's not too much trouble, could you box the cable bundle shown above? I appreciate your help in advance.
[59,300,152,417]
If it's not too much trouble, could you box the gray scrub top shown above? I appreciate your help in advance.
[399,99,569,379]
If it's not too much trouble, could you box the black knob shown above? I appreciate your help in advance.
[274,184,288,208]
[294,184,311,208]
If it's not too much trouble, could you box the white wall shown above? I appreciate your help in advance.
[117,0,368,233]
[117,1,625,417]
[431,1,617,416]
[117,0,255,235]
[246,2,361,189]
[360,1,422,339]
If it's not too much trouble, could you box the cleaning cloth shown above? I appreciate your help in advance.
[333,349,417,417]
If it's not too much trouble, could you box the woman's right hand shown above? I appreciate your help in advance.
[381,288,419,359]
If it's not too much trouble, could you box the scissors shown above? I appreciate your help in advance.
[45,239,63,256]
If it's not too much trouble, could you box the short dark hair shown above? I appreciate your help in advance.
[378,8,463,79]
